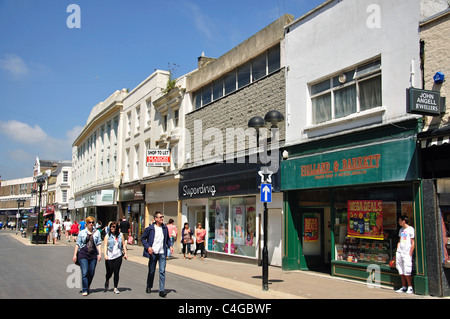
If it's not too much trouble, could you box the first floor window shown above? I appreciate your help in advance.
[311,59,382,124]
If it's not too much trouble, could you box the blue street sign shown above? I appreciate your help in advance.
[260,183,272,203]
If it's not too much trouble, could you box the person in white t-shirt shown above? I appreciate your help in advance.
[395,215,415,294]
[64,218,72,242]
[52,219,61,244]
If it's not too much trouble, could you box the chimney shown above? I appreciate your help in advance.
[198,51,216,69]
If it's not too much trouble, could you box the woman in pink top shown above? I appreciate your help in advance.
[166,219,177,259]
[193,223,206,259]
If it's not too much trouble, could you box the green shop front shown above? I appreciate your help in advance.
[281,120,428,295]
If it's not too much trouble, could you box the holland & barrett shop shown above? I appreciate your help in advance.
[281,119,429,294]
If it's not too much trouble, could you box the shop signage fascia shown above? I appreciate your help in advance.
[406,87,444,116]
[281,138,418,191]
[119,185,144,202]
[179,162,281,200]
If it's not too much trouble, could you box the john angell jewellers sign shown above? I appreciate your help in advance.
[407,87,445,116]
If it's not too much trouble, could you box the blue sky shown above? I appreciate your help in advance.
[0,0,324,180]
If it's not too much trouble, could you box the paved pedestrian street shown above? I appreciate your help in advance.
[0,227,437,318]
[0,231,251,300]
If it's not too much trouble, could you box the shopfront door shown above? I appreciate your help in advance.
[188,206,205,229]
[300,208,325,271]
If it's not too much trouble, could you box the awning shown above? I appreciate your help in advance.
[418,125,450,148]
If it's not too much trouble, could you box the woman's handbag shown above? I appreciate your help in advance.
[75,251,80,266]
[128,235,134,245]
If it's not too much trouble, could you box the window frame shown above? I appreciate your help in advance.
[310,59,382,125]
[193,44,281,110]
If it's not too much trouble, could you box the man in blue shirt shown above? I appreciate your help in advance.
[79,219,86,231]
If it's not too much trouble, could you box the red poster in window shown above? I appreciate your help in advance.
[347,200,384,240]
[304,218,319,242]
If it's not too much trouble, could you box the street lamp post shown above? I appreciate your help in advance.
[16,198,25,235]
[33,173,47,244]
[248,110,284,291]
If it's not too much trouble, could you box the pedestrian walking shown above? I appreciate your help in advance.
[141,211,173,297]
[193,222,206,259]
[119,218,130,242]
[79,219,86,231]
[64,218,72,242]
[52,219,61,244]
[103,221,127,294]
[70,220,79,242]
[166,219,177,259]
[45,218,53,243]
[181,222,193,260]
[72,216,102,296]
[395,215,415,294]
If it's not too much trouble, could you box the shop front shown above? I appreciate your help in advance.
[118,183,145,246]
[179,161,283,266]
[144,173,180,251]
[73,189,118,226]
[417,125,450,296]
[281,119,429,294]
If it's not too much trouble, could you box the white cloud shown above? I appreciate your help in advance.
[0,120,47,144]
[0,120,78,174]
[0,53,30,77]
[181,2,215,40]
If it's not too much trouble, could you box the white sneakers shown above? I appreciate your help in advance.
[396,286,413,294]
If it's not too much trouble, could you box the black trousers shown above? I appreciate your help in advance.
[194,242,205,257]
[105,257,123,288]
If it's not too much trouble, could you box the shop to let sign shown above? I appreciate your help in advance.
[347,200,384,240]
[146,149,170,167]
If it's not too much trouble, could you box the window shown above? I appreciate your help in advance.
[224,71,237,95]
[113,116,119,145]
[174,109,179,128]
[62,190,67,203]
[163,114,168,132]
[100,125,105,150]
[213,79,224,100]
[202,84,212,106]
[208,196,257,258]
[145,99,151,129]
[268,45,280,74]
[125,148,130,181]
[192,45,281,109]
[238,62,251,88]
[145,139,151,175]
[134,144,139,180]
[251,53,266,82]
[310,59,382,124]
[135,106,141,133]
[106,122,111,147]
[63,171,68,183]
[126,112,132,137]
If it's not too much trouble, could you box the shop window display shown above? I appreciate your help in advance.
[208,196,257,258]
[333,185,414,266]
